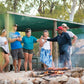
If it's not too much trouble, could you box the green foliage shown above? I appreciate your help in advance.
[74,8,84,23]
[0,2,7,13]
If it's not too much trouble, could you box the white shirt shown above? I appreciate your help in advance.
[66,31,75,55]
[42,37,51,50]
[66,31,75,38]
[0,36,9,53]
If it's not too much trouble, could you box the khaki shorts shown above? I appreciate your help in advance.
[23,48,33,54]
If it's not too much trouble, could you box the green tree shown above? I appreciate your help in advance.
[0,2,7,13]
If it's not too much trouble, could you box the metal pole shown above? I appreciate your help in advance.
[52,21,58,67]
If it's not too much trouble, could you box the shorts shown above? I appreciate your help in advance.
[23,48,33,54]
[11,48,24,60]
[0,47,8,54]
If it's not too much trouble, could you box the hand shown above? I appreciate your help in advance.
[50,52,52,56]
[8,53,10,55]
[16,38,20,41]
[4,41,7,45]
[40,35,43,39]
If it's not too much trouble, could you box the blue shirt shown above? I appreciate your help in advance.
[22,36,37,50]
[9,32,22,50]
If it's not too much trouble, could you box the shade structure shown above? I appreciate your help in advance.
[0,12,84,32]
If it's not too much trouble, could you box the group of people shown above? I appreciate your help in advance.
[0,23,77,73]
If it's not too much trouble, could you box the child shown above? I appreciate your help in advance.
[0,29,9,72]
[40,30,54,69]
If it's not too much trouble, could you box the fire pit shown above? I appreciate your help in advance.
[0,67,84,84]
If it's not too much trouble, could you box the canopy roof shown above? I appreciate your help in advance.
[0,12,84,32]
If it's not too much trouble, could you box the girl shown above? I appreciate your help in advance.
[0,29,9,72]
[22,28,40,71]
[40,30,54,70]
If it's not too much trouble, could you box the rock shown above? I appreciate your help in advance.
[0,80,4,84]
[64,71,71,77]
[71,67,84,73]
[15,79,22,84]
[81,76,84,84]
[49,79,59,84]
[71,72,80,78]
[82,71,84,76]
[21,81,33,84]
[56,75,68,82]
[40,80,49,84]
[24,71,33,77]
[32,78,43,84]
[66,77,80,84]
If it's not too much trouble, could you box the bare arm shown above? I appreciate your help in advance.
[8,38,17,43]
[39,39,46,47]
[72,35,77,45]
[50,42,52,55]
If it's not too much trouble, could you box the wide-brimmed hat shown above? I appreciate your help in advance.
[62,23,69,29]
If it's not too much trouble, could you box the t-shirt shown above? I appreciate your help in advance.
[0,36,9,53]
[22,36,37,50]
[66,31,75,38]
[42,37,50,50]
[9,32,22,50]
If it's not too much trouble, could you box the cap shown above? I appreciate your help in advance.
[62,23,69,29]
[56,26,64,31]
[13,24,18,27]
[25,28,31,33]
[2,29,6,33]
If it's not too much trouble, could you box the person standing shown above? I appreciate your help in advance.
[62,23,77,46]
[8,24,23,72]
[0,29,9,72]
[62,23,77,68]
[47,26,72,69]
[22,28,40,71]
[40,30,54,70]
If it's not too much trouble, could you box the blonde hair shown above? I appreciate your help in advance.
[43,30,49,36]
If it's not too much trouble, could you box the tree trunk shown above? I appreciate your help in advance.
[69,0,77,21]
[14,0,17,12]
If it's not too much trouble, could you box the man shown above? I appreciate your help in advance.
[9,24,23,72]
[62,23,77,68]
[47,26,71,68]
[62,23,77,46]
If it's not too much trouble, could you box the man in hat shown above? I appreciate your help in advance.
[62,23,77,45]
[47,26,71,68]
[8,24,24,72]
[62,23,77,68]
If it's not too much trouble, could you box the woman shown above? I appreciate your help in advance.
[0,29,9,72]
[22,28,40,71]
[40,30,54,69]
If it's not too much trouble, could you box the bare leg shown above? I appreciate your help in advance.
[28,54,33,70]
[52,61,55,68]
[44,64,47,69]
[0,52,4,72]
[24,53,28,72]
[13,60,17,73]
[1,54,9,72]
[18,59,21,72]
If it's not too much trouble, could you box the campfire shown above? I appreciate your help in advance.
[0,67,84,84]
[33,67,69,78]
